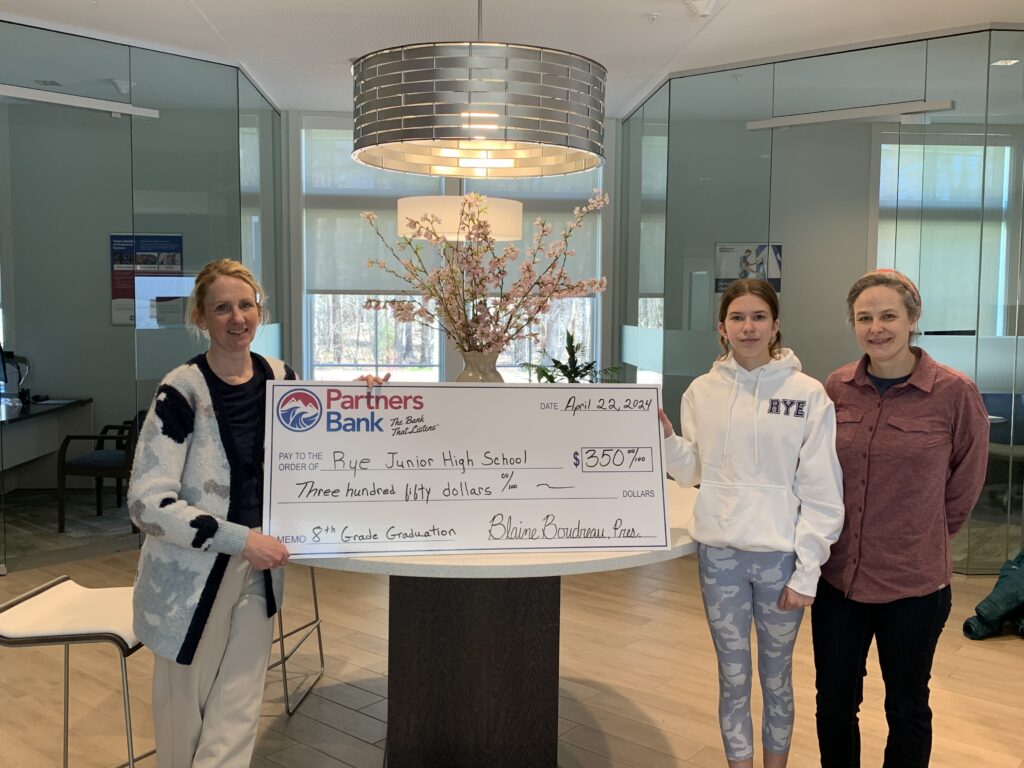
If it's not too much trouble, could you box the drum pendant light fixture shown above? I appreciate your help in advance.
[351,3,606,178]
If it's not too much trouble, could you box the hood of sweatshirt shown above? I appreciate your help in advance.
[711,348,803,468]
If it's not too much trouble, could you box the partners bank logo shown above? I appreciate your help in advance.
[324,388,425,433]
[277,389,323,432]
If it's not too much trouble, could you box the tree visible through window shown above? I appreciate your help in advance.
[301,117,606,381]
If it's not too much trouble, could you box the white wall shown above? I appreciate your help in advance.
[660,113,773,420]
[8,101,137,431]
[769,122,870,382]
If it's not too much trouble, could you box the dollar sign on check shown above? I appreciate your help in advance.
[573,450,580,468]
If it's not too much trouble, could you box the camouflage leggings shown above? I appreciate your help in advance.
[698,544,803,761]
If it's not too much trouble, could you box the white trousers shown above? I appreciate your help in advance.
[152,554,274,768]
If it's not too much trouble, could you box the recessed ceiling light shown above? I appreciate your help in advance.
[992,59,1020,66]
[33,79,61,86]
[684,0,717,17]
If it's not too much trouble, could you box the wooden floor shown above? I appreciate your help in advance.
[2,489,139,572]
[1,550,1022,768]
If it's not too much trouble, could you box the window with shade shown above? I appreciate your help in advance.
[302,116,606,382]
[876,132,1014,336]
[302,117,444,380]
[465,169,604,382]
[638,132,667,333]
[239,116,264,284]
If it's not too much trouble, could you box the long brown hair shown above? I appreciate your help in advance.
[717,279,782,359]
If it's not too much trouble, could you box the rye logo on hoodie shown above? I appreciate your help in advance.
[767,398,806,417]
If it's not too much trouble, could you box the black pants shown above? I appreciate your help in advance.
[811,579,951,768]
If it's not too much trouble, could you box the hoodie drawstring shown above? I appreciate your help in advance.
[722,375,740,465]
[723,366,765,469]
[753,369,764,467]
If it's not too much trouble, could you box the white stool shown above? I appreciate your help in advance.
[0,576,156,767]
[269,565,324,715]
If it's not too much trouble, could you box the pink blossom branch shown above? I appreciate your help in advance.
[360,191,608,353]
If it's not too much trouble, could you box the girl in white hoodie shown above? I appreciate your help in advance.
[660,279,844,768]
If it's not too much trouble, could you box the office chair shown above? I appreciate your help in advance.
[56,412,144,533]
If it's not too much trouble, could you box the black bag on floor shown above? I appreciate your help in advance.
[963,552,1024,640]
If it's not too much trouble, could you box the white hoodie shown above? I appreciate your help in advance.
[664,349,844,596]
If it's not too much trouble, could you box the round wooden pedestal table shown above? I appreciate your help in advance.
[313,484,697,768]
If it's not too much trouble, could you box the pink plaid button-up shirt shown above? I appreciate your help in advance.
[822,349,989,603]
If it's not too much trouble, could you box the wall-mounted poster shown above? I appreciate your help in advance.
[110,233,183,325]
[715,243,782,293]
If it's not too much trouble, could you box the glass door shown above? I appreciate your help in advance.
[0,92,140,571]
[888,32,1024,572]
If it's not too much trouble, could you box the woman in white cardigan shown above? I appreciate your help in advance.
[129,259,294,767]
[130,260,387,767]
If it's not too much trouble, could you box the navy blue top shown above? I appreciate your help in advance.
[866,370,912,397]
[210,365,267,528]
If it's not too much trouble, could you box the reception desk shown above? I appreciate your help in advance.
[0,399,93,490]
[313,483,697,768]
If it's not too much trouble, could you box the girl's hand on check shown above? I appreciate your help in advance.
[355,372,391,389]
[658,409,674,439]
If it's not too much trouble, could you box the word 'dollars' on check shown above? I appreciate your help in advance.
[263,382,668,557]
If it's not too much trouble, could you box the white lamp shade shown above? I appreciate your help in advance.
[397,196,523,241]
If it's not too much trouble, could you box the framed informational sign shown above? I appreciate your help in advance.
[110,233,183,325]
[715,242,782,293]
[263,382,669,557]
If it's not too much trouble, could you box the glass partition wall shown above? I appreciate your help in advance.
[0,21,284,573]
[618,84,669,386]
[621,28,1024,573]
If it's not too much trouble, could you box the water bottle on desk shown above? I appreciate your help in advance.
[0,343,29,412]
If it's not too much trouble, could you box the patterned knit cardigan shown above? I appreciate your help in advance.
[129,353,295,664]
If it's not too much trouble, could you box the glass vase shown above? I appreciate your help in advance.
[456,350,504,383]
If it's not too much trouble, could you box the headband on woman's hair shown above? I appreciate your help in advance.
[871,268,921,306]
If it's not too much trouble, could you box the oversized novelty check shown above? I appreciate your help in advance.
[263,382,668,557]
